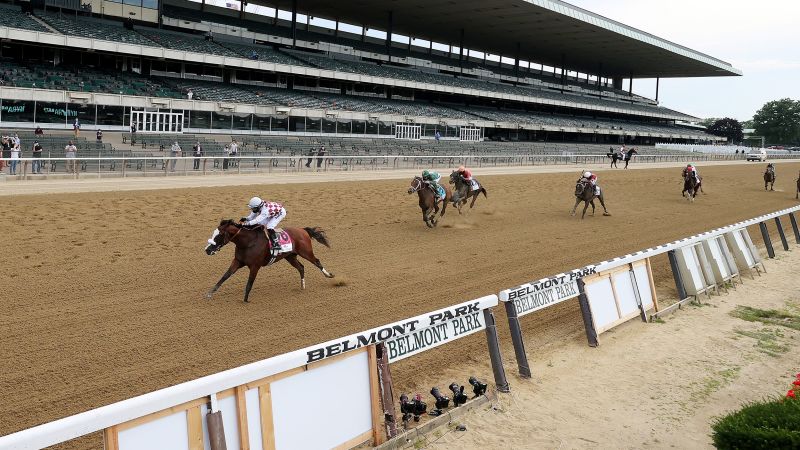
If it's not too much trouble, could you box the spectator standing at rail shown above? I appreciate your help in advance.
[0,136,10,172]
[169,141,181,172]
[32,140,43,174]
[73,118,80,137]
[316,145,326,170]
[187,89,193,100]
[96,130,103,143]
[65,140,77,173]
[9,140,20,175]
[192,141,203,170]
[222,144,230,170]
[435,130,441,142]
[130,123,137,145]
[34,125,43,136]
[305,147,315,168]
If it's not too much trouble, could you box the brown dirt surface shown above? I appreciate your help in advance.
[1,162,799,449]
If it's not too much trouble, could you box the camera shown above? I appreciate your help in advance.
[449,383,469,406]
[399,393,427,422]
[429,387,450,416]
[469,376,488,397]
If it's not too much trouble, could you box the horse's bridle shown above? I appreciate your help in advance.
[222,225,243,246]
[409,177,423,193]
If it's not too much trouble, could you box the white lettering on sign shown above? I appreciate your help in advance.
[305,295,497,364]
[386,311,484,362]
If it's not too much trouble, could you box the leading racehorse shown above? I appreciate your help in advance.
[571,179,610,219]
[408,176,452,227]
[764,166,776,191]
[205,220,334,302]
[682,172,703,201]
[449,171,487,214]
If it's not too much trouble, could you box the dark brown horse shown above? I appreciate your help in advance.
[449,171,487,214]
[571,180,610,219]
[408,176,452,228]
[682,172,703,201]
[205,219,334,302]
[764,166,776,191]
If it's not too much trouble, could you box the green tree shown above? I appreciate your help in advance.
[752,98,800,144]
[706,118,744,143]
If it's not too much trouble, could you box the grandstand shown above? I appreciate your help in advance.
[0,0,741,147]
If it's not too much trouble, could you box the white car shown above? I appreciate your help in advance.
[746,149,767,162]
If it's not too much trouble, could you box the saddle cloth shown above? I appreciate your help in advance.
[435,185,446,199]
[268,228,294,254]
[470,179,480,191]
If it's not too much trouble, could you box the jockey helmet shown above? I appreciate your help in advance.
[687,164,694,168]
[248,196,264,210]
[583,171,592,178]
[457,165,465,172]
[422,170,430,178]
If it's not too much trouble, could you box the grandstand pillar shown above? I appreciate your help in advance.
[290,0,298,48]
[200,0,205,12]
[612,77,623,90]
[655,77,660,102]
[386,10,393,59]
[334,19,339,37]
[560,53,566,94]
[239,0,246,19]
[629,71,633,97]
[514,42,520,81]
[458,28,465,73]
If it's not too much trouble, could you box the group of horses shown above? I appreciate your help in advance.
[202,164,800,303]
[408,170,488,228]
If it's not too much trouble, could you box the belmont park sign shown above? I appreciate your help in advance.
[306,295,498,364]
[499,266,596,317]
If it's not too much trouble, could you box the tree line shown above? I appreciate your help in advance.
[701,98,800,146]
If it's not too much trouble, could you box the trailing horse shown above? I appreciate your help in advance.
[204,220,334,303]
[764,167,776,191]
[449,171,487,214]
[682,172,703,201]
[796,171,800,199]
[571,180,610,219]
[408,176,452,228]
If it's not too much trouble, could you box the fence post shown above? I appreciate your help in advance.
[503,300,531,378]
[775,217,789,251]
[667,250,688,301]
[576,278,599,347]
[759,221,776,258]
[483,308,510,393]
[789,212,800,244]
[375,343,397,440]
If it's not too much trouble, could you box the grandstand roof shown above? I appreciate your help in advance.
[264,0,741,78]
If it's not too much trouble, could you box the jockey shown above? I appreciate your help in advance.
[422,170,442,199]
[581,170,600,196]
[684,164,700,183]
[241,196,286,254]
[456,165,473,182]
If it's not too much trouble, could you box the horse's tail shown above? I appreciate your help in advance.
[481,187,488,198]
[304,227,331,248]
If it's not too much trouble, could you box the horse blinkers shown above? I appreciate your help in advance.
[205,228,225,255]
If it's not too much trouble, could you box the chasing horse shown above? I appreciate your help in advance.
[764,163,776,191]
[204,220,334,303]
[449,165,487,214]
[796,170,800,200]
[408,170,452,227]
[682,164,703,201]
[571,170,610,219]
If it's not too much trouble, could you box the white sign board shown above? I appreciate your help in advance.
[306,295,498,364]
[498,266,597,317]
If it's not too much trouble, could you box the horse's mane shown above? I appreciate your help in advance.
[219,219,242,228]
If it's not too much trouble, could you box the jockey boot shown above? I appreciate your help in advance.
[267,229,281,255]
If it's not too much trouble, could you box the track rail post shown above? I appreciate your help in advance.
[576,278,599,347]
[667,250,688,301]
[775,217,789,251]
[759,221,776,258]
[789,212,800,244]
[483,309,510,393]
[503,300,531,378]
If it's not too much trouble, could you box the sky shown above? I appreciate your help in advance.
[565,0,800,121]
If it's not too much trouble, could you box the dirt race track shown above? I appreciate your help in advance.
[1,161,799,449]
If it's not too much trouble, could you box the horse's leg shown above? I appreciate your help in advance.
[422,207,432,227]
[571,197,581,216]
[598,194,610,215]
[581,201,590,219]
[590,199,596,216]
[242,265,262,303]
[206,259,242,298]
[469,192,478,209]
[297,246,334,278]
[285,254,306,289]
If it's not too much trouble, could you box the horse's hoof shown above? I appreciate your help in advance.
[205,292,214,299]
[603,213,611,216]
[243,299,249,303]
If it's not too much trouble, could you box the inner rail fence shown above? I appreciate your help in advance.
[2,152,799,180]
